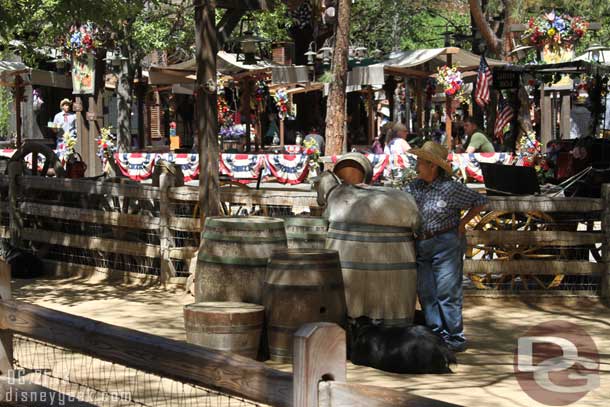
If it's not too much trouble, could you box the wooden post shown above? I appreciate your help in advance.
[7,162,23,248]
[367,88,374,145]
[0,260,12,376]
[195,0,221,219]
[415,79,424,134]
[293,322,346,407]
[560,90,571,140]
[158,162,177,283]
[14,75,23,148]
[445,54,453,151]
[540,85,552,147]
[601,184,610,302]
[280,119,285,147]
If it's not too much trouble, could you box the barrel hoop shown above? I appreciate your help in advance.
[205,217,285,231]
[269,325,298,333]
[283,218,328,227]
[329,222,412,234]
[209,346,259,353]
[185,324,263,334]
[327,231,413,242]
[286,233,327,240]
[340,261,417,271]
[202,231,287,244]
[263,282,343,291]
[198,254,268,266]
[269,347,293,357]
[267,261,339,270]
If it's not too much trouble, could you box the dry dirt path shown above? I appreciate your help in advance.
[12,277,610,407]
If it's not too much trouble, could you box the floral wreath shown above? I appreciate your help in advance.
[436,65,466,102]
[63,22,109,57]
[273,88,290,120]
[523,11,589,52]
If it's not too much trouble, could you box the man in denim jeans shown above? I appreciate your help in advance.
[405,141,487,352]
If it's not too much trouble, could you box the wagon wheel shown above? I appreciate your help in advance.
[8,141,65,177]
[94,177,157,275]
[466,211,564,290]
[219,180,252,216]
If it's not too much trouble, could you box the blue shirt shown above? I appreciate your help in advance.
[405,176,488,235]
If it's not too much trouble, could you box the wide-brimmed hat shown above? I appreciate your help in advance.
[59,98,72,108]
[409,141,452,175]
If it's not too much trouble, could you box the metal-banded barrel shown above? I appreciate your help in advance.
[333,152,374,185]
[195,216,287,304]
[263,249,346,363]
[326,222,417,322]
[183,302,264,359]
[283,216,328,249]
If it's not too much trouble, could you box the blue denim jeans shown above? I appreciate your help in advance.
[415,229,466,348]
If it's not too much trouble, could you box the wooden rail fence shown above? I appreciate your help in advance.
[0,263,457,406]
[0,163,608,297]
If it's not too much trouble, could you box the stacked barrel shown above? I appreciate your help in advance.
[185,208,417,361]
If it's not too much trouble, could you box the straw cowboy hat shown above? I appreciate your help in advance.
[59,98,72,108]
[409,141,453,175]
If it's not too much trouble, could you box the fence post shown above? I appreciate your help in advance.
[158,162,177,283]
[601,184,610,302]
[0,260,12,376]
[293,322,346,407]
[7,162,23,248]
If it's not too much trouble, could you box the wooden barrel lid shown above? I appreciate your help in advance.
[282,216,328,227]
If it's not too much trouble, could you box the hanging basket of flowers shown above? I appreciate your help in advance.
[523,11,589,56]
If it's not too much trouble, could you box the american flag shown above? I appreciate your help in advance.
[474,55,492,107]
[493,93,515,142]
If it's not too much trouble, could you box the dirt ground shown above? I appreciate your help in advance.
[11,275,610,407]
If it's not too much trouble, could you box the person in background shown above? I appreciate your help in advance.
[462,117,494,153]
[383,123,411,154]
[371,121,393,154]
[304,126,325,155]
[53,99,77,136]
[405,141,488,352]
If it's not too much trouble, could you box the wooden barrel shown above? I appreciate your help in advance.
[195,216,287,304]
[326,222,417,322]
[183,302,264,359]
[333,152,373,185]
[283,217,328,249]
[263,249,346,363]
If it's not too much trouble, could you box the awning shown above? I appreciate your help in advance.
[0,60,28,86]
[148,51,276,84]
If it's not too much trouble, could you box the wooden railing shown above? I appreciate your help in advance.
[0,263,456,406]
[1,162,609,297]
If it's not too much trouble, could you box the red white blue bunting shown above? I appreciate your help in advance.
[449,152,514,182]
[114,152,158,181]
[219,154,265,181]
[263,154,310,184]
[164,152,200,182]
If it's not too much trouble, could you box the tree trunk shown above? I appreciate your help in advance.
[194,0,220,218]
[116,26,136,152]
[469,0,501,55]
[324,0,351,158]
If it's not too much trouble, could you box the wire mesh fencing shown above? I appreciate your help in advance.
[11,335,264,407]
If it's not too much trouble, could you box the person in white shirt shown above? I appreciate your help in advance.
[383,123,411,154]
[52,99,77,136]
